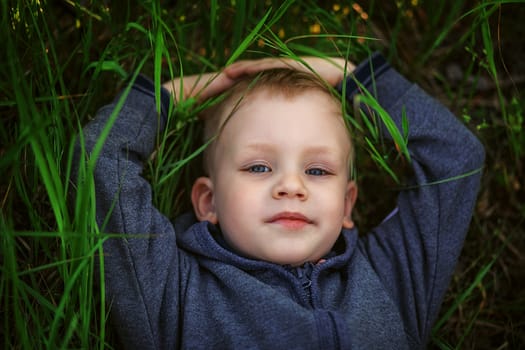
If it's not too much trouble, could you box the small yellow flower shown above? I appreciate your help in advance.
[310,23,321,34]
[352,3,368,20]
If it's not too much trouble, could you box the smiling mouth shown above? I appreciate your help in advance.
[266,212,313,229]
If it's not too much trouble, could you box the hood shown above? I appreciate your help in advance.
[173,212,359,274]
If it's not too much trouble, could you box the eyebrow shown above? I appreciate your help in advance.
[244,142,275,152]
[244,142,342,157]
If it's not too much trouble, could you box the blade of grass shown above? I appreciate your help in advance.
[432,258,496,333]
[225,8,272,65]
[46,236,108,347]
[355,93,411,163]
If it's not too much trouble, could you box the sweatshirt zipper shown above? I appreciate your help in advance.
[295,263,314,306]
[301,277,312,305]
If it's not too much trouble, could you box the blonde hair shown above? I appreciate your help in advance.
[202,68,354,176]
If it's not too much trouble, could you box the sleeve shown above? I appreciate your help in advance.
[73,75,183,349]
[342,53,485,346]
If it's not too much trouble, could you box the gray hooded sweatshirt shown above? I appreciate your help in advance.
[75,53,485,349]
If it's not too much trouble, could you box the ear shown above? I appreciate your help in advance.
[191,177,218,224]
[342,180,358,229]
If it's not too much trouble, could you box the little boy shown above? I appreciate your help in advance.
[76,53,484,349]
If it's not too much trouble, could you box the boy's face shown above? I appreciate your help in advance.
[192,90,357,266]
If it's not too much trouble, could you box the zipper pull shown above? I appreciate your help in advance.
[295,264,313,305]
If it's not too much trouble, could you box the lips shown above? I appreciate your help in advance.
[266,212,313,230]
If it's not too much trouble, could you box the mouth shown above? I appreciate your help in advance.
[266,212,313,230]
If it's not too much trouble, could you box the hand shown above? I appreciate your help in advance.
[224,56,355,87]
[162,70,237,103]
[162,56,355,103]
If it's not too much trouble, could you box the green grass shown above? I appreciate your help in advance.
[1,0,524,348]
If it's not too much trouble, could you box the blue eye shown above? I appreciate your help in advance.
[306,168,328,176]
[248,164,271,173]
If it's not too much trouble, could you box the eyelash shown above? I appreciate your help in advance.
[244,164,331,176]
[305,168,329,176]
[246,164,271,173]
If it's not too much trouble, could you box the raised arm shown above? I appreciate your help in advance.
[346,53,485,347]
[73,71,237,349]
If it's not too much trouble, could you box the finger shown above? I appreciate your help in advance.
[223,56,355,87]
[225,58,298,78]
[193,72,236,102]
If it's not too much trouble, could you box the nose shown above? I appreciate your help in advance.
[272,173,308,200]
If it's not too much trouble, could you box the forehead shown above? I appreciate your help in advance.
[217,90,350,151]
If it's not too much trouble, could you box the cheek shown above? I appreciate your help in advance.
[215,181,259,220]
[215,189,260,248]
[315,182,349,216]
